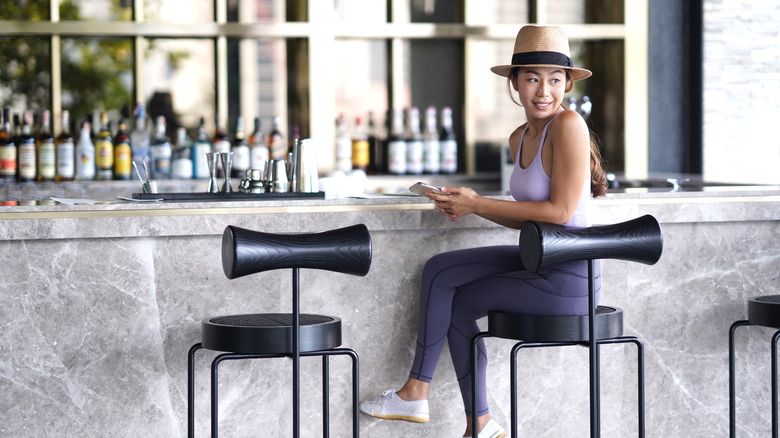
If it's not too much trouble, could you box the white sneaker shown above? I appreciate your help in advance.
[463,419,506,438]
[359,389,430,423]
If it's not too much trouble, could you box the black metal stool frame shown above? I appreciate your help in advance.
[469,215,662,438]
[187,224,371,438]
[729,320,780,438]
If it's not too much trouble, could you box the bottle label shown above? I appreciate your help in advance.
[352,139,370,170]
[38,140,56,180]
[56,142,75,179]
[193,142,211,178]
[152,145,172,177]
[440,139,457,173]
[387,140,407,174]
[212,139,231,154]
[269,135,286,160]
[423,139,440,174]
[232,146,250,172]
[250,144,269,169]
[114,142,132,178]
[406,139,424,175]
[172,158,193,179]
[0,146,17,177]
[96,139,114,170]
[19,143,37,179]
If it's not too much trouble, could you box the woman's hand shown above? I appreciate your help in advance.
[427,186,479,221]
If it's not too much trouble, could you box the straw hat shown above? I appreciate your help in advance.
[491,25,592,81]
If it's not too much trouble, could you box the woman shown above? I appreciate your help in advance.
[359,25,607,438]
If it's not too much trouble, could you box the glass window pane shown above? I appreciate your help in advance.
[334,39,388,133]
[145,0,213,23]
[546,0,624,24]
[410,0,463,23]
[0,37,51,114]
[334,0,386,23]
[235,39,288,141]
[1,0,50,20]
[238,0,285,23]
[66,0,131,22]
[142,38,214,135]
[61,37,132,127]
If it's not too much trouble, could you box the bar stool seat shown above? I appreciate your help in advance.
[187,224,372,438]
[729,295,780,438]
[488,306,624,342]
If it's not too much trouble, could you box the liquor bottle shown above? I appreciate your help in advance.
[17,111,37,182]
[334,114,352,173]
[75,120,95,181]
[172,127,193,179]
[386,108,407,175]
[95,112,114,180]
[440,106,458,174]
[113,119,132,180]
[55,110,75,182]
[405,107,424,175]
[37,109,56,182]
[366,111,381,174]
[231,116,250,179]
[150,115,172,179]
[211,115,230,178]
[249,117,269,171]
[267,116,286,160]
[131,103,150,166]
[351,116,369,171]
[192,117,211,179]
[0,108,17,181]
[423,106,440,174]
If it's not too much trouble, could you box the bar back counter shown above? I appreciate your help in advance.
[1,185,779,437]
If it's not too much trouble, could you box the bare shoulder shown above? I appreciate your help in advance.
[549,109,589,144]
[508,123,526,146]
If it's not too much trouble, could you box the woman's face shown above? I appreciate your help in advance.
[512,67,568,119]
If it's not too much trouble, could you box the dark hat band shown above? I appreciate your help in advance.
[511,51,573,68]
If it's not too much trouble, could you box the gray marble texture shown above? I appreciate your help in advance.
[1,188,780,437]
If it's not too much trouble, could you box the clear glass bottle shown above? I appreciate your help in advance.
[335,114,352,173]
[231,116,250,179]
[55,110,75,182]
[192,117,211,179]
[17,111,37,182]
[387,108,407,175]
[172,126,193,179]
[150,115,172,179]
[423,106,440,174]
[405,107,424,175]
[249,117,269,171]
[131,103,150,166]
[95,111,114,180]
[113,119,132,180]
[37,109,56,182]
[75,120,95,181]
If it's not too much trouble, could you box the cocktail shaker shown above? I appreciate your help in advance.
[291,138,319,193]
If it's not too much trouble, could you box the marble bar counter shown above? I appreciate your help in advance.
[1,184,780,437]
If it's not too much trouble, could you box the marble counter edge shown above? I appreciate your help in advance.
[1,190,779,241]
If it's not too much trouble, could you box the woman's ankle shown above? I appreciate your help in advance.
[396,378,429,401]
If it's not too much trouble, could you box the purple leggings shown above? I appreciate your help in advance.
[408,245,600,417]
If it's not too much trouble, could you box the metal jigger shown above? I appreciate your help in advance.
[206,152,220,193]
[220,152,234,193]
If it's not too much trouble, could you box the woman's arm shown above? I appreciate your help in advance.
[428,110,590,228]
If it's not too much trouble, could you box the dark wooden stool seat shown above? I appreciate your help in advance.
[488,306,624,342]
[729,294,780,438]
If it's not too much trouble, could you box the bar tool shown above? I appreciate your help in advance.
[206,152,220,193]
[291,138,319,193]
[271,159,289,193]
[220,152,234,193]
[132,161,147,193]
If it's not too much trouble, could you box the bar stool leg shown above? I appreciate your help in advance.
[772,330,780,438]
[187,343,202,438]
[322,355,330,438]
[729,320,750,438]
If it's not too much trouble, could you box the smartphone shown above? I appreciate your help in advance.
[409,182,448,196]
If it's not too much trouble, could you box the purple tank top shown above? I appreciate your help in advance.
[509,111,591,228]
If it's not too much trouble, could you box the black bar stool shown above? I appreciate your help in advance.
[187,224,372,438]
[729,295,780,438]
[471,215,663,437]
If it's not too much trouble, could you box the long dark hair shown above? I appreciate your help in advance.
[508,67,607,198]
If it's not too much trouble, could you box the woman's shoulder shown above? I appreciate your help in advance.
[509,123,527,141]
[549,108,588,137]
